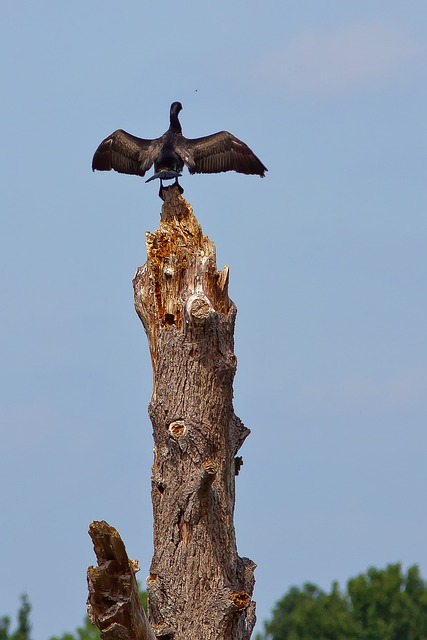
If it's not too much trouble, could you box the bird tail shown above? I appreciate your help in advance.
[146,170,182,183]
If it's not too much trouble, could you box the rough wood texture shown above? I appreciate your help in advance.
[87,520,156,640]
[133,185,256,640]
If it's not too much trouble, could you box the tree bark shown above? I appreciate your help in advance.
[88,185,256,640]
[87,520,156,640]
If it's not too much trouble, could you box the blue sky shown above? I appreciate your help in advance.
[1,1,426,638]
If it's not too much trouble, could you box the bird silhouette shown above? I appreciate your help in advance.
[92,102,267,197]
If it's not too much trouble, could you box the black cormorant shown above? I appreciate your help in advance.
[92,102,267,196]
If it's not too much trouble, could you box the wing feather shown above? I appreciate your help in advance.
[183,131,267,177]
[92,130,158,177]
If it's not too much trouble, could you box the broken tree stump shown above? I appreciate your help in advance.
[88,185,256,640]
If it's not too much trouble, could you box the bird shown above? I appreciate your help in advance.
[92,102,267,197]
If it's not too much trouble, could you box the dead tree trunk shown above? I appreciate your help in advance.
[88,185,256,640]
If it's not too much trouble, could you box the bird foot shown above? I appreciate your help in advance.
[174,178,184,195]
[159,182,184,200]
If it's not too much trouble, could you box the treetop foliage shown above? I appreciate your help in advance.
[0,595,31,640]
[48,589,147,640]
[0,588,148,640]
[256,563,427,640]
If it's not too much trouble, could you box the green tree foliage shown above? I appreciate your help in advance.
[0,596,31,640]
[49,615,100,640]
[347,564,427,640]
[257,564,427,640]
[0,616,11,640]
[0,588,147,640]
[257,581,361,640]
[49,587,147,640]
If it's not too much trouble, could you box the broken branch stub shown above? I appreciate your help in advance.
[87,520,156,640]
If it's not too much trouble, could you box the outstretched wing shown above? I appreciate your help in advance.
[182,131,267,177]
[92,130,158,177]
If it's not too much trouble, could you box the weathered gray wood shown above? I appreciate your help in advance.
[132,186,256,640]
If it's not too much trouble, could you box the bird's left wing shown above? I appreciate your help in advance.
[92,129,157,177]
[182,131,267,177]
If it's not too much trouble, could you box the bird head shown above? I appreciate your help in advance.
[170,102,183,116]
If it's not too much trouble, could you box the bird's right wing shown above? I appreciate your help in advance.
[92,130,158,177]
[182,131,267,177]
